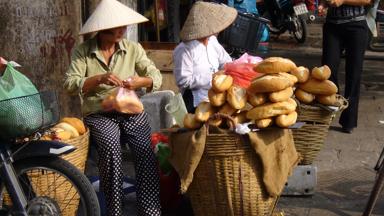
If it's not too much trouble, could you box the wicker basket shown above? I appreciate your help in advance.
[3,130,90,216]
[62,129,90,172]
[293,95,348,165]
[187,114,278,216]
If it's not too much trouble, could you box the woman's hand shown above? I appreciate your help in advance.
[327,0,344,7]
[123,76,153,90]
[98,72,123,87]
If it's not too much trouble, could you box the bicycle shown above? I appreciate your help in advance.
[362,145,384,216]
[0,91,100,216]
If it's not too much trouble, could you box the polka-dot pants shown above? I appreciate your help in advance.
[85,112,161,216]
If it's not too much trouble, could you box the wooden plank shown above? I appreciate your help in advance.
[146,49,174,72]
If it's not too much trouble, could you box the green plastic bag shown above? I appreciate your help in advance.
[0,64,43,140]
[0,64,38,100]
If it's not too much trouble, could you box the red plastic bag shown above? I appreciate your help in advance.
[224,53,263,88]
[101,87,144,114]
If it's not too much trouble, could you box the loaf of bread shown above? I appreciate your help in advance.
[312,65,331,81]
[316,94,337,106]
[269,87,293,102]
[248,73,292,93]
[53,122,79,138]
[184,113,203,129]
[227,86,247,109]
[208,89,226,107]
[275,111,298,128]
[248,93,267,106]
[291,66,309,83]
[295,88,315,104]
[218,103,238,116]
[279,72,298,86]
[195,101,215,122]
[254,57,297,74]
[246,98,297,120]
[60,117,86,135]
[299,78,338,95]
[232,111,249,125]
[254,118,273,128]
[212,74,233,93]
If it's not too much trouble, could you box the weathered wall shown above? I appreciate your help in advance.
[0,0,139,117]
[0,0,83,117]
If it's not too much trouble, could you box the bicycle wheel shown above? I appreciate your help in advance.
[2,157,100,216]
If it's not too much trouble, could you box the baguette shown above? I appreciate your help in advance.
[275,111,298,128]
[295,88,315,104]
[254,57,297,74]
[269,87,293,102]
[254,118,273,128]
[248,73,292,93]
[227,86,247,109]
[248,93,267,106]
[212,74,233,93]
[316,94,337,106]
[232,111,249,125]
[246,98,297,120]
[291,66,309,83]
[208,89,226,107]
[299,78,338,95]
[195,101,215,122]
[312,65,331,81]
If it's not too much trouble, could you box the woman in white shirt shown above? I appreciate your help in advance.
[173,1,237,113]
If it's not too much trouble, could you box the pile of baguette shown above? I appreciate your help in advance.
[40,117,87,141]
[183,57,339,130]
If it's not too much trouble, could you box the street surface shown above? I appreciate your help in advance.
[264,25,384,216]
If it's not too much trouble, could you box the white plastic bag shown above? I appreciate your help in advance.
[102,87,144,114]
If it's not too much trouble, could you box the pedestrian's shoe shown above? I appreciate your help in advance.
[341,127,353,134]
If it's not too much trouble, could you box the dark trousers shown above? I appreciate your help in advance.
[182,89,196,113]
[322,20,368,129]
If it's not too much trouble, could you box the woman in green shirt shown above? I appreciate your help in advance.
[63,0,162,215]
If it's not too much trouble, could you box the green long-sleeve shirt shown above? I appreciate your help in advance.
[64,38,162,116]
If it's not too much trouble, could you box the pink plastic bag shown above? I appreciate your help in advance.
[232,53,263,64]
[102,87,144,114]
[224,53,263,88]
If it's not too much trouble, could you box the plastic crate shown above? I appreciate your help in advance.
[218,12,268,53]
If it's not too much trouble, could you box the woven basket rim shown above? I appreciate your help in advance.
[298,94,348,113]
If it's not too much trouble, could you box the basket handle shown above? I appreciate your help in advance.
[205,113,236,134]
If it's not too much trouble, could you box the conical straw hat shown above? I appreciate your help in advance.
[180,1,237,41]
[79,0,148,35]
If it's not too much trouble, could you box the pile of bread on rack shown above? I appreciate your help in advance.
[184,57,338,129]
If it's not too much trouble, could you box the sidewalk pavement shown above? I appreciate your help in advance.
[263,23,384,61]
[264,22,384,216]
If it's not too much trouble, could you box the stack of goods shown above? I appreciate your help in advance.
[293,65,338,106]
[289,65,347,165]
[182,56,346,165]
[40,117,90,172]
[183,57,302,130]
[248,57,299,128]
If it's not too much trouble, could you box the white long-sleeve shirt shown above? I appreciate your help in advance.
[173,36,232,107]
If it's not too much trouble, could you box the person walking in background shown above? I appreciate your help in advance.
[319,0,372,134]
[173,1,237,113]
[63,0,162,215]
